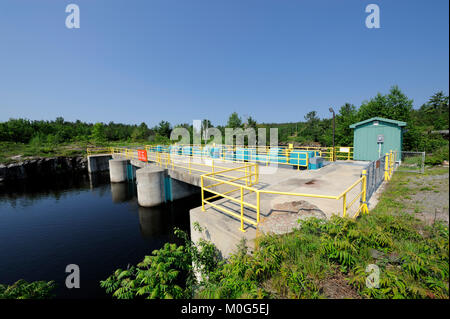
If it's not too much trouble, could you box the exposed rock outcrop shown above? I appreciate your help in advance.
[0,157,87,182]
[258,200,326,235]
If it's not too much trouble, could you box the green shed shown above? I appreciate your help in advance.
[349,117,406,161]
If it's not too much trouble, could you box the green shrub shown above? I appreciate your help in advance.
[0,279,56,299]
[425,144,449,165]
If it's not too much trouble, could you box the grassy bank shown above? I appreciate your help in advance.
[101,166,449,299]
[0,140,150,165]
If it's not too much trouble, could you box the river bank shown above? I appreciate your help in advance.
[0,156,88,182]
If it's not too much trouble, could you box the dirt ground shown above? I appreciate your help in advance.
[400,167,449,225]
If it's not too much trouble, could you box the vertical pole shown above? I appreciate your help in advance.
[384,153,390,181]
[362,169,368,215]
[389,151,393,177]
[257,191,260,224]
[201,176,205,212]
[256,164,259,184]
[332,112,335,161]
[246,164,250,186]
[343,193,347,217]
[422,152,425,174]
[240,187,245,232]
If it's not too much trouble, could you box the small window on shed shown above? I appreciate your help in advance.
[373,121,379,126]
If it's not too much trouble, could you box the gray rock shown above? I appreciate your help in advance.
[369,248,386,260]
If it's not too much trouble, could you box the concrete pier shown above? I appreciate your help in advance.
[87,154,112,173]
[109,159,129,183]
[136,166,165,207]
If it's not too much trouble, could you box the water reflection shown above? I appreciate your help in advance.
[110,183,130,203]
[109,180,196,241]
[0,171,198,298]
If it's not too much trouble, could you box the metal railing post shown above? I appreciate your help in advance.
[389,151,393,177]
[342,193,347,217]
[245,164,249,186]
[257,191,260,224]
[240,186,245,232]
[201,176,205,212]
[361,169,369,215]
[384,153,390,181]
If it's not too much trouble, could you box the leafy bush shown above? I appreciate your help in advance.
[100,224,221,299]
[425,145,449,165]
[100,207,448,299]
[0,279,56,299]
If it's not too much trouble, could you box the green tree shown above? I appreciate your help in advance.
[155,121,172,138]
[359,85,414,149]
[358,85,412,123]
[303,111,321,142]
[335,103,358,146]
[245,116,257,131]
[201,119,212,142]
[416,91,449,130]
[91,122,106,142]
[131,122,150,141]
[227,112,242,129]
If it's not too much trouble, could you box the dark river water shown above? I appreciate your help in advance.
[0,172,198,298]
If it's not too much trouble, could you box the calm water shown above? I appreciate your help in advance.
[0,173,198,298]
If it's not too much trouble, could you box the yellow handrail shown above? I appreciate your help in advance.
[86,146,396,232]
[201,163,369,232]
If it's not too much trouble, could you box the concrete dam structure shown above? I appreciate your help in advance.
[87,145,398,258]
[88,154,201,207]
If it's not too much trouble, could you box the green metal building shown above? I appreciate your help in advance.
[350,117,406,161]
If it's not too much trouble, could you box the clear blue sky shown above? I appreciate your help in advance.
[0,0,448,127]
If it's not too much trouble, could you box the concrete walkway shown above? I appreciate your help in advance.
[190,161,369,258]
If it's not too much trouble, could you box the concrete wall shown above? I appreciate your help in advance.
[190,206,257,259]
[88,155,112,173]
[169,177,200,201]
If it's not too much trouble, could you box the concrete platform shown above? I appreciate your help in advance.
[190,161,369,258]
[111,152,370,258]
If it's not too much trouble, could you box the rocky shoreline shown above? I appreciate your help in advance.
[0,156,88,182]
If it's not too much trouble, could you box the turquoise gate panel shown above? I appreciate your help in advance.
[127,163,134,181]
[164,176,172,202]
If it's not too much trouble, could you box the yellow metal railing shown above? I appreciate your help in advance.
[201,163,259,232]
[333,146,354,161]
[201,164,369,232]
[87,147,113,156]
[144,144,333,170]
[384,150,398,181]
[86,146,401,232]
[87,144,353,164]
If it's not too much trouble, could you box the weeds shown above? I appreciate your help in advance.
[100,170,449,299]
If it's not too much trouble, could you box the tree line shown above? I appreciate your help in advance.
[0,86,448,158]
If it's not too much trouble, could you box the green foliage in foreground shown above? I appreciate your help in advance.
[0,279,56,299]
[102,210,449,299]
[100,225,222,299]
